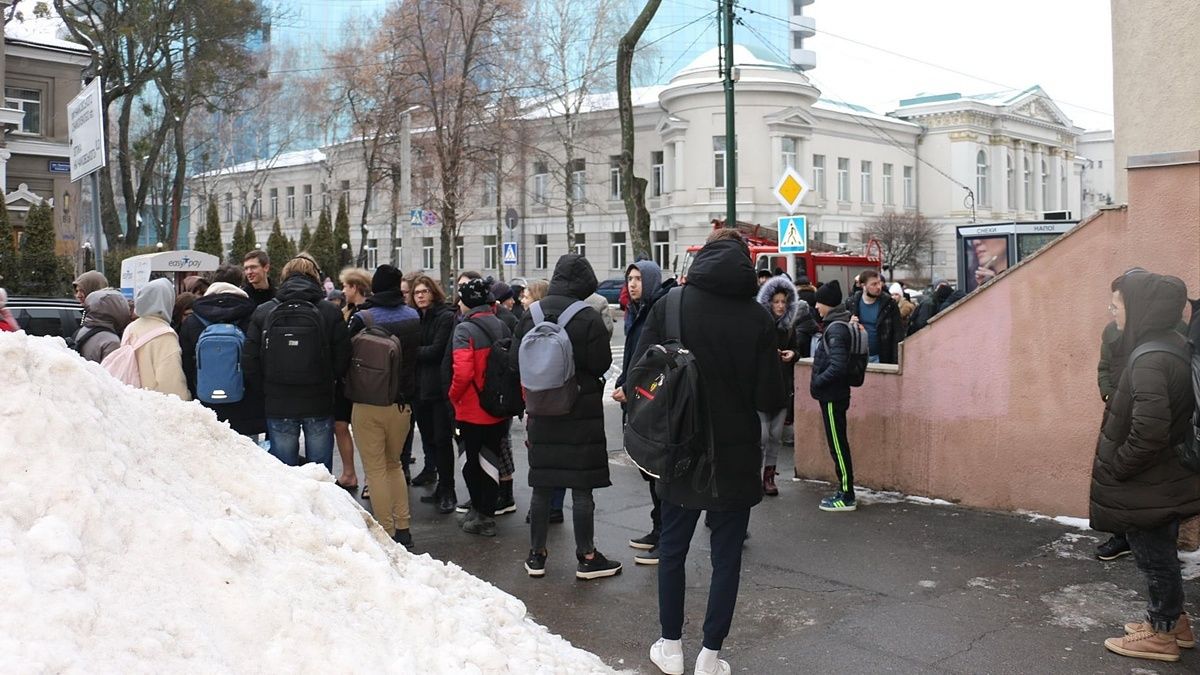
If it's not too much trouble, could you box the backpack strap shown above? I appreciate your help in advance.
[556,300,590,328]
[360,310,375,328]
[664,286,684,343]
[127,323,175,350]
[1129,340,1191,367]
[530,301,545,325]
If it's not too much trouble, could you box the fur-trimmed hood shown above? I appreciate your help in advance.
[757,275,800,329]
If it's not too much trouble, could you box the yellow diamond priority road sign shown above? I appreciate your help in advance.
[773,166,810,215]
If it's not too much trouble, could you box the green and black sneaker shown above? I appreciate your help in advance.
[819,492,857,512]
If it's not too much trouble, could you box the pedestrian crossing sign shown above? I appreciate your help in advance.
[502,242,518,266]
[778,216,807,253]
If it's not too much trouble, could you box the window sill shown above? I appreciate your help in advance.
[862,203,875,213]
[837,201,853,211]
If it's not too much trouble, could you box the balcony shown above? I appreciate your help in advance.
[789,15,816,39]
[790,48,817,71]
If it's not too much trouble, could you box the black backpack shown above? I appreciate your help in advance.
[821,320,870,387]
[623,287,717,494]
[469,315,525,418]
[261,299,330,387]
[1128,315,1200,473]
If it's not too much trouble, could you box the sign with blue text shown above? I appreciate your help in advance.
[502,242,518,266]
[778,216,807,254]
[48,160,71,174]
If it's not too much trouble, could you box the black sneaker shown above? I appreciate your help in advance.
[1097,535,1132,561]
[411,468,438,487]
[455,499,472,514]
[392,528,413,549]
[462,514,497,537]
[494,494,517,516]
[549,509,565,524]
[438,491,457,515]
[419,492,439,504]
[629,531,659,550]
[525,549,547,577]
[634,546,659,566]
[576,550,622,580]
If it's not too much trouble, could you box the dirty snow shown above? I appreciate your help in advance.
[1017,510,1092,531]
[0,333,614,673]
[1041,582,1144,631]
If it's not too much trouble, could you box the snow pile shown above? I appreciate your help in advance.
[0,333,614,673]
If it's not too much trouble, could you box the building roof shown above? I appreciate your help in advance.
[520,85,667,120]
[897,85,1045,108]
[192,148,327,179]
[4,1,89,53]
[677,44,794,75]
[813,98,922,128]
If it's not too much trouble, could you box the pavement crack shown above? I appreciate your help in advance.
[930,625,1008,666]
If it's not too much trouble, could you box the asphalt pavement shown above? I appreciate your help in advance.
[338,315,1200,674]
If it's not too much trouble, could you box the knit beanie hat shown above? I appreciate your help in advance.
[490,281,513,303]
[814,279,843,308]
[888,282,903,296]
[371,264,403,293]
[459,278,492,308]
[205,282,249,298]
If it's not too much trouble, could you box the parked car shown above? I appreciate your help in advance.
[595,278,624,305]
[7,296,84,343]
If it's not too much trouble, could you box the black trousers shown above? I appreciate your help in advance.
[414,398,455,490]
[459,421,504,516]
[819,398,854,496]
[1127,519,1185,632]
[658,502,751,651]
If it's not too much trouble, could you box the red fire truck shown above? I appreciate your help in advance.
[677,220,883,290]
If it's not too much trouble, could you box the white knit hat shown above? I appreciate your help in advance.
[205,282,249,298]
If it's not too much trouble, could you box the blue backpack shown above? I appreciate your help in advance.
[195,318,246,404]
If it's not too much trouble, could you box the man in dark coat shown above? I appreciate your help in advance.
[180,281,265,437]
[633,232,783,675]
[810,280,860,513]
[513,254,620,580]
[844,269,902,364]
[613,259,676,564]
[1090,270,1200,664]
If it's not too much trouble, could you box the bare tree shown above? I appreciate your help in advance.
[616,0,661,261]
[862,211,937,276]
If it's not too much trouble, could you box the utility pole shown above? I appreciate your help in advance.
[718,0,737,228]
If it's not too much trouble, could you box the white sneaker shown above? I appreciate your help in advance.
[695,648,731,675]
[649,638,684,675]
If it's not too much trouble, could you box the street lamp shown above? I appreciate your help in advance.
[156,241,164,251]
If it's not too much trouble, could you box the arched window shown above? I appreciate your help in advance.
[975,150,989,207]
[1023,157,1032,211]
[1041,159,1049,208]
[1006,152,1015,210]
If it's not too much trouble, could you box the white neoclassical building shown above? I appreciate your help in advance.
[191,44,1100,285]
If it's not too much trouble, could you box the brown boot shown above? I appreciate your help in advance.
[1105,629,1181,662]
[1125,613,1195,648]
[763,466,779,496]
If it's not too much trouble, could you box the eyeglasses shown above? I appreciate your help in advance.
[414,289,431,296]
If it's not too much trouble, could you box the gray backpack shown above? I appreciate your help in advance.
[519,300,590,416]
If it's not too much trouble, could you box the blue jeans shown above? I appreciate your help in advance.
[868,354,881,364]
[267,417,335,473]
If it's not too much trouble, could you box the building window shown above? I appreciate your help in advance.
[575,233,586,258]
[882,163,894,205]
[651,151,664,197]
[340,180,351,208]
[321,183,330,209]
[1041,160,1049,208]
[1023,158,1032,210]
[713,137,727,189]
[1006,153,1015,210]
[224,193,233,222]
[5,87,41,135]
[455,236,464,271]
[366,238,379,269]
[975,150,989,207]
[422,237,435,269]
[838,232,850,245]
[252,190,262,219]
[482,174,497,208]
[860,160,873,204]
[1061,165,1068,210]
[836,157,850,202]
[652,231,670,269]
[303,185,313,217]
[610,232,626,270]
[535,234,548,270]
[570,158,586,202]
[483,235,498,269]
[609,156,622,200]
[286,187,296,218]
[269,188,278,218]
[1097,160,1103,169]
[781,138,797,170]
[812,154,826,197]
[903,166,914,207]
[533,161,548,204]
[240,192,249,219]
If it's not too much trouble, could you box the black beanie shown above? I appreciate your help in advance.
[814,279,843,307]
[459,278,492,308]
[372,264,403,293]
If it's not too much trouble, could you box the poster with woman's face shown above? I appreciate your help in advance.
[964,236,1010,293]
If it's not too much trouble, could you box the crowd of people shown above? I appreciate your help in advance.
[3,232,1194,672]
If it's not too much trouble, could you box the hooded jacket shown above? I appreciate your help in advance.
[122,278,190,400]
[810,306,854,403]
[348,289,421,405]
[758,275,806,401]
[243,273,351,419]
[73,289,131,363]
[513,254,613,490]
[1089,271,1200,533]
[633,239,784,511]
[179,287,266,435]
[449,304,509,425]
[73,271,108,303]
[616,260,677,391]
[845,289,903,364]
[416,301,455,401]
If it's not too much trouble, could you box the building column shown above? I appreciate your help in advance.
[1032,144,1045,215]
[1062,151,1074,212]
[990,140,1006,215]
[1014,141,1027,215]
[0,148,10,194]
[1046,147,1060,212]
[672,140,685,194]
[663,143,675,194]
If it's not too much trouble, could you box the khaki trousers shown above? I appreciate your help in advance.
[351,403,412,535]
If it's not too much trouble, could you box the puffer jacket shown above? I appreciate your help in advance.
[449,304,508,425]
[757,275,804,401]
[179,289,265,435]
[810,307,854,403]
[347,289,421,405]
[74,289,131,363]
[1089,271,1200,533]
[616,260,677,391]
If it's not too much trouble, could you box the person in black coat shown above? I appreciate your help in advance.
[756,274,806,496]
[810,280,858,512]
[179,282,266,437]
[410,275,458,514]
[633,233,783,674]
[1090,271,1200,663]
[513,254,620,580]
[242,255,351,473]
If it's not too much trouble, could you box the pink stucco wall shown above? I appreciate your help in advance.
[793,158,1200,517]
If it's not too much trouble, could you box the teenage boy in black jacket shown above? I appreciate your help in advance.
[810,280,858,513]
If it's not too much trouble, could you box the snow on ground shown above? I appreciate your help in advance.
[0,333,614,674]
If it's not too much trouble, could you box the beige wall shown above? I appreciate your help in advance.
[793,154,1200,517]
[1111,0,1200,201]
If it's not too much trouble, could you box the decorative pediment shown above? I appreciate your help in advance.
[1005,88,1073,128]
[4,183,53,209]
[763,107,816,134]
[656,115,689,141]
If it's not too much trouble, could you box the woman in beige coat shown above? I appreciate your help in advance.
[122,278,190,400]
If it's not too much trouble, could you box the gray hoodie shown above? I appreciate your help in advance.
[74,289,132,363]
[134,278,174,323]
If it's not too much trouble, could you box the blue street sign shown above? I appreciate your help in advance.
[48,160,71,174]
[502,242,518,266]
[778,216,807,254]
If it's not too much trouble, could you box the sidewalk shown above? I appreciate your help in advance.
[391,418,1200,674]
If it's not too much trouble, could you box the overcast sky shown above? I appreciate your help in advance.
[800,0,1114,131]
